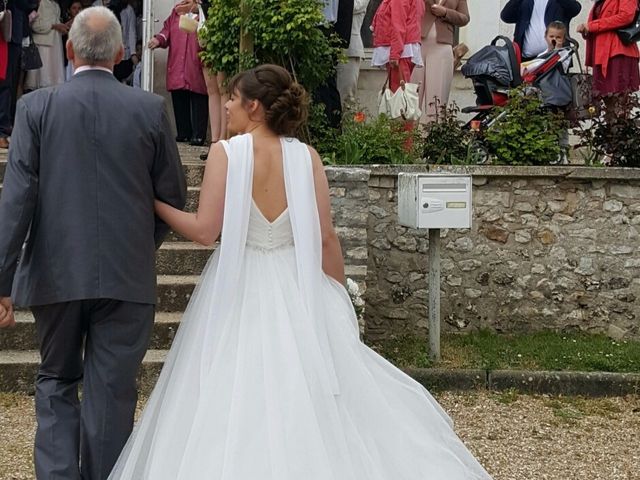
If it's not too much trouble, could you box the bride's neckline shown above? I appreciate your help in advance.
[251,198,289,225]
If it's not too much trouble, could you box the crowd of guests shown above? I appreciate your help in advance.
[368,0,638,124]
[0,0,144,149]
[1,0,639,151]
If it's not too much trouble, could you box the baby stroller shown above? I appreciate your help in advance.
[461,36,582,162]
[461,36,581,122]
[460,35,523,125]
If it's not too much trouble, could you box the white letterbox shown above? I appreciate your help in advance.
[397,174,472,229]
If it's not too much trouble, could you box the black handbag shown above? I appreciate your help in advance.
[22,36,43,71]
[617,7,640,45]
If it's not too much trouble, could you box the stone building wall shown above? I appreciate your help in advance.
[327,165,640,342]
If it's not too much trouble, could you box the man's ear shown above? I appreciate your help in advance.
[114,44,125,65]
[66,39,75,64]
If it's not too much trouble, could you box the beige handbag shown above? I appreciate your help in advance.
[377,72,421,121]
[178,12,198,33]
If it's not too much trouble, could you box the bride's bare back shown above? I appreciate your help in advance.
[251,136,288,223]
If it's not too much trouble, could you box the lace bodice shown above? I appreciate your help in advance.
[246,200,294,251]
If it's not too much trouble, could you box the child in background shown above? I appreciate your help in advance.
[521,21,571,76]
[521,21,572,164]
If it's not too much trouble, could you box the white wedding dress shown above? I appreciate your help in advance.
[108,134,492,479]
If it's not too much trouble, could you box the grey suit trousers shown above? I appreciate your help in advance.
[31,300,154,480]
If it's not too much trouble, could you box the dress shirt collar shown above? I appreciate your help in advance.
[73,65,114,76]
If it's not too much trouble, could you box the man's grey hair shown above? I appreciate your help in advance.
[68,7,122,64]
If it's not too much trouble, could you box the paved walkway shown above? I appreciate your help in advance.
[1,391,638,479]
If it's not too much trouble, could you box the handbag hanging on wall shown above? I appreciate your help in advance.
[377,70,421,121]
[617,5,640,45]
[22,36,43,71]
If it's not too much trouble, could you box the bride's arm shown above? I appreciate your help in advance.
[154,143,228,246]
[310,146,345,285]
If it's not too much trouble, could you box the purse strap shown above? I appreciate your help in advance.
[380,62,407,94]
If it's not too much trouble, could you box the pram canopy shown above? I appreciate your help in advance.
[461,35,522,87]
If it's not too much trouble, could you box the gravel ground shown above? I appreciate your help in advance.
[1,391,639,480]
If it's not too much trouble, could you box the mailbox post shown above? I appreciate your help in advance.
[398,174,473,361]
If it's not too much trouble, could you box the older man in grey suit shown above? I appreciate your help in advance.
[0,6,186,479]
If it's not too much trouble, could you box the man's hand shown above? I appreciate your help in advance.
[0,297,15,328]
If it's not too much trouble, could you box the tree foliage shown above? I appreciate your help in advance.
[199,0,343,92]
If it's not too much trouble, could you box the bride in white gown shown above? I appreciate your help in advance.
[108,64,493,480]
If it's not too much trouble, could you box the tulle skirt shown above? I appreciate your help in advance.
[109,245,492,479]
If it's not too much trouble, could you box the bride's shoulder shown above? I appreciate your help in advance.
[225,133,252,147]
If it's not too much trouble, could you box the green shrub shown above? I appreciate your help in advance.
[321,111,423,165]
[484,86,566,165]
[422,101,475,164]
[573,91,640,167]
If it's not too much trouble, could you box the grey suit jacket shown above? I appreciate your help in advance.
[0,70,187,307]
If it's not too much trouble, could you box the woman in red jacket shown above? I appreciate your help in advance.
[577,0,640,97]
[371,0,425,92]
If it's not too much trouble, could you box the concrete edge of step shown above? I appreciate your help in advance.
[406,368,640,397]
[1,358,638,397]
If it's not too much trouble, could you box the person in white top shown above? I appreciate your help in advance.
[24,0,67,91]
[114,0,137,81]
[500,0,581,62]
[522,0,550,59]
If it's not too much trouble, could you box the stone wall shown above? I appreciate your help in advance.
[326,167,371,286]
[328,165,640,342]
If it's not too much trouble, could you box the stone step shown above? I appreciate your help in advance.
[0,311,182,351]
[0,349,168,395]
[157,274,200,312]
[4,351,639,398]
[156,242,214,275]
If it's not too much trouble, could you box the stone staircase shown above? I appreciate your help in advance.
[0,144,370,394]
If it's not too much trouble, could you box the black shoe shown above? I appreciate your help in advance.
[189,137,206,146]
[176,136,190,143]
[200,144,211,161]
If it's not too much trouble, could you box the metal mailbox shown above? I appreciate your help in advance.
[398,173,472,229]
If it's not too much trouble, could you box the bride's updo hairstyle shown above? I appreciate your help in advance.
[228,64,309,137]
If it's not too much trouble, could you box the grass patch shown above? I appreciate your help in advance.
[544,396,624,425]
[368,330,640,373]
